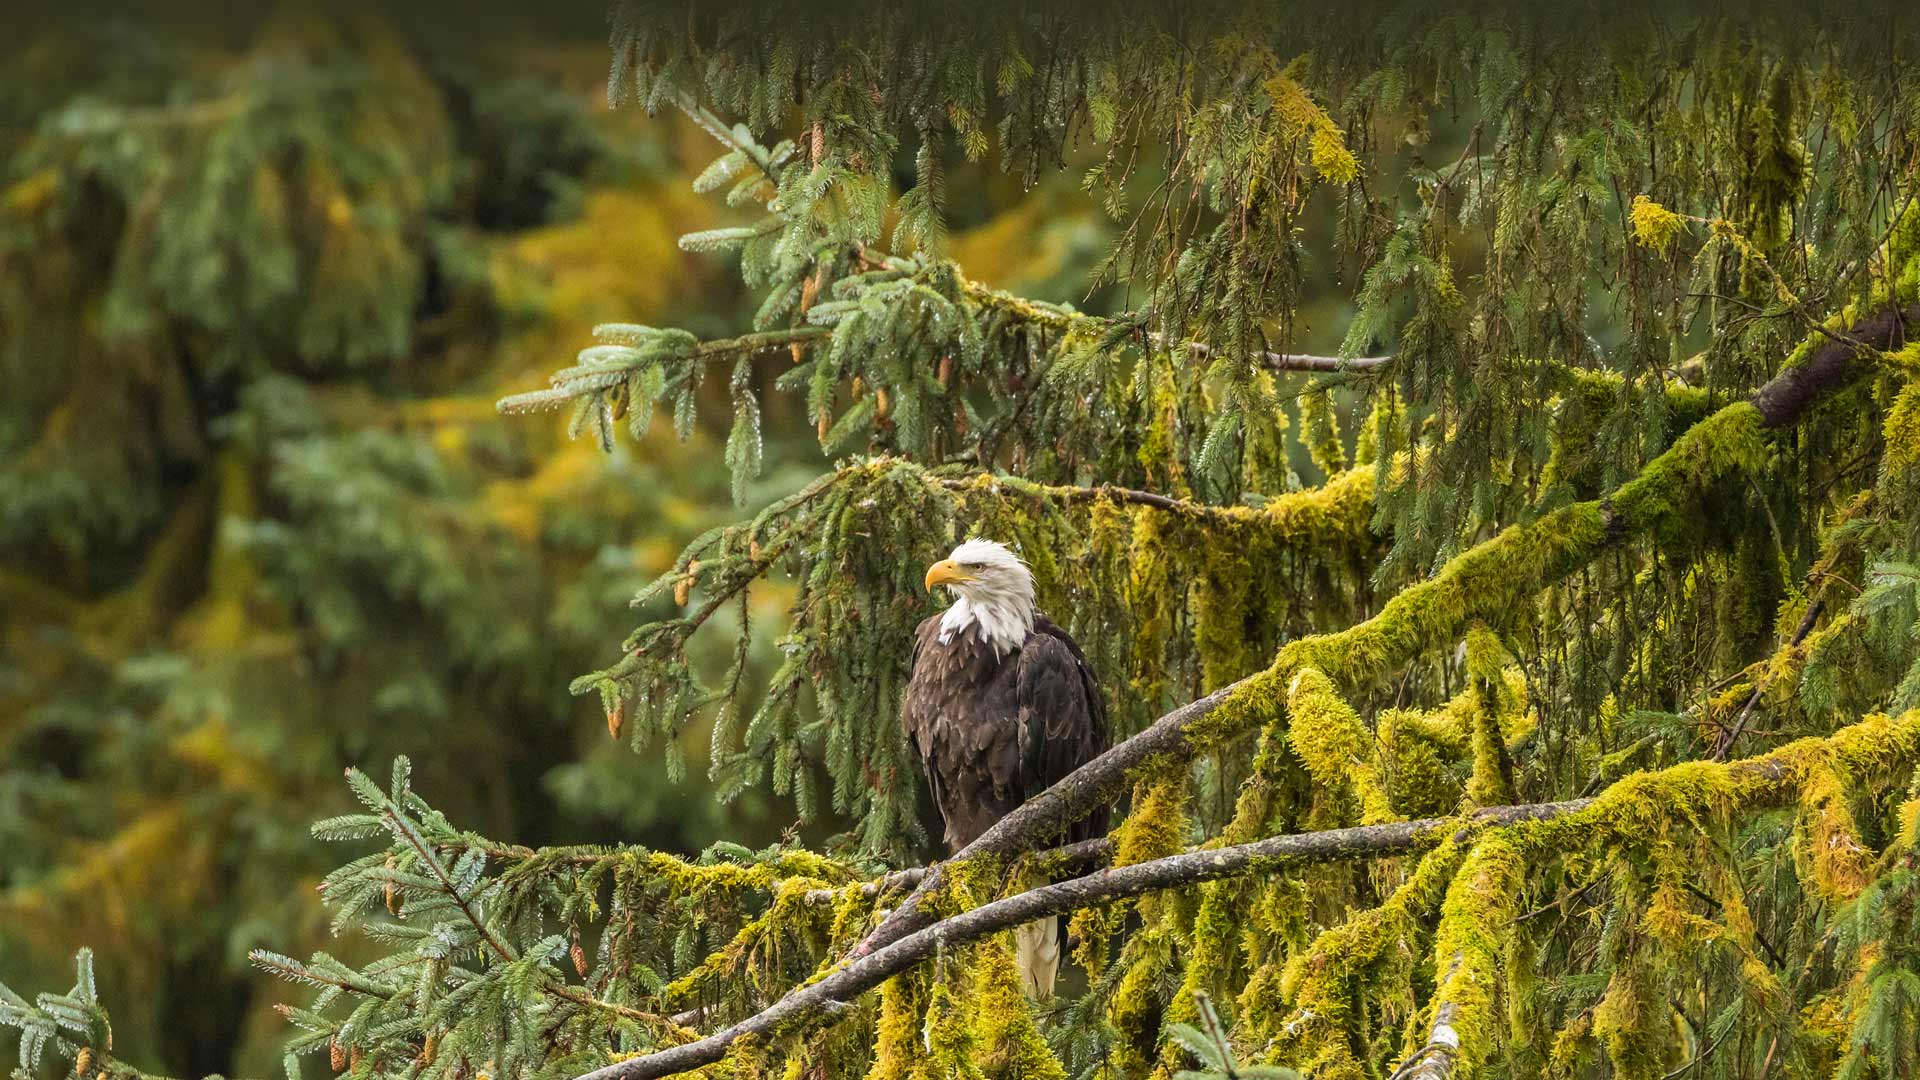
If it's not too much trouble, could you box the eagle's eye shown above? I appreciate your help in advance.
[958,561,983,570]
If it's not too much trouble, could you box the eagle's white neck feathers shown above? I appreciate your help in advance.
[937,539,1036,658]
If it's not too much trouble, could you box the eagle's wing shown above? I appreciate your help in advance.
[1017,615,1111,842]
[903,614,952,840]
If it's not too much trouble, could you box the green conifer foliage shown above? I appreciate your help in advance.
[0,13,791,1077]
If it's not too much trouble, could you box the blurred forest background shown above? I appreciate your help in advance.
[0,5,1335,1077]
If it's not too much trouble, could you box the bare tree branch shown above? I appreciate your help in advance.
[1714,598,1825,761]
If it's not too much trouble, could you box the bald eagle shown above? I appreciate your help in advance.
[901,538,1109,999]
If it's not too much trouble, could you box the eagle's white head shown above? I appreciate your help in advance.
[924,538,1036,658]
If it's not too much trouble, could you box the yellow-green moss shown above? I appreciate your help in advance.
[1216,672,1295,844]
[1193,549,1254,691]
[1590,955,1671,1080]
[1607,403,1766,543]
[1298,387,1347,478]
[1793,762,1872,902]
[918,976,986,1080]
[1127,506,1180,710]
[1463,627,1521,807]
[1285,666,1396,825]
[1881,379,1920,518]
[1527,710,1920,880]
[1418,830,1528,1078]
[662,878,827,1005]
[968,935,1067,1080]
[1108,927,1176,1077]
[1115,770,1192,868]
[1164,879,1241,1041]
[1629,195,1688,254]
[1265,838,1466,1080]
[864,973,927,1080]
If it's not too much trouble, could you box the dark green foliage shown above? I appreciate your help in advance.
[0,13,796,1078]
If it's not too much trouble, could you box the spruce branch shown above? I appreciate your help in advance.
[373,783,687,1039]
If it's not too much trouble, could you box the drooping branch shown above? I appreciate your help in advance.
[592,301,1914,1080]
[496,327,828,416]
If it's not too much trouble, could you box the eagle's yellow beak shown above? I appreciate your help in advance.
[924,559,973,591]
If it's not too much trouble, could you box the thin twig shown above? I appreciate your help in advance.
[1713,598,1824,761]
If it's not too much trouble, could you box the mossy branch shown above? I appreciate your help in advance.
[588,301,1915,1080]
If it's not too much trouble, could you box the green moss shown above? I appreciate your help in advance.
[1216,672,1295,844]
[1606,403,1765,544]
[1192,545,1255,691]
[1108,927,1175,1077]
[968,934,1067,1080]
[1463,628,1520,807]
[1285,666,1395,824]
[1420,830,1528,1078]
[1264,839,1466,1079]
[1298,387,1347,478]
[1165,879,1241,1041]
[1527,710,1920,878]
[1379,716,1462,819]
[864,972,927,1080]
[1793,762,1872,902]
[1590,955,1670,1080]
[1881,380,1920,541]
[1889,199,1920,292]
[1127,505,1180,712]
[1274,499,1609,693]
[918,975,986,1080]
[1115,771,1192,868]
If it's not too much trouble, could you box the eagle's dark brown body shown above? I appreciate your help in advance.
[901,612,1109,853]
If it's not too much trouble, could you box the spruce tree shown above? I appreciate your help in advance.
[11,3,1920,1079]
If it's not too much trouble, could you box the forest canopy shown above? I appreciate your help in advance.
[7,3,1920,1080]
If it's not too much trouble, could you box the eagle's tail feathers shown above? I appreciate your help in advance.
[1013,917,1059,1000]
